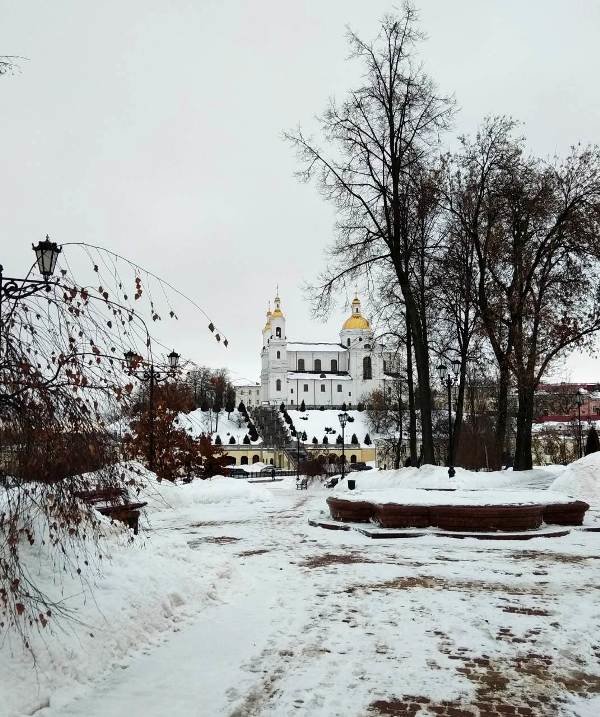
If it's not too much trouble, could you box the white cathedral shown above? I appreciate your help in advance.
[256,293,397,408]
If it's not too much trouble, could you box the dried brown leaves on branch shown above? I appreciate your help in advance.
[0,245,186,645]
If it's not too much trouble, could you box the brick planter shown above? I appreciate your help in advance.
[430,504,545,532]
[326,497,375,523]
[543,500,590,526]
[374,503,431,528]
[327,495,589,532]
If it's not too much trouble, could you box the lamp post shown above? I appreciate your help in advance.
[124,349,180,472]
[436,358,461,478]
[338,410,349,482]
[296,428,302,484]
[0,236,62,355]
[576,389,585,459]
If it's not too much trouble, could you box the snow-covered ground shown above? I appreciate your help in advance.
[2,456,600,716]
[288,409,377,446]
[178,408,262,444]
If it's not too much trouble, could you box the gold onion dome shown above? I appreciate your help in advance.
[263,304,272,331]
[271,293,284,318]
[342,294,370,330]
[342,314,370,330]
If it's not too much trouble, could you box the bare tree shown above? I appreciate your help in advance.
[286,6,453,464]
[446,118,600,469]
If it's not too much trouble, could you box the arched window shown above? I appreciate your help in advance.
[331,359,338,372]
[363,356,372,379]
[276,379,281,391]
[276,327,281,338]
[252,455,260,463]
[241,456,248,465]
[347,338,351,347]
[298,358,305,371]
[350,454,357,464]
[314,359,321,371]
[276,350,280,359]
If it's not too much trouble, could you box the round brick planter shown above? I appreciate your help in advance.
[326,497,375,523]
[543,500,589,526]
[374,503,431,528]
[326,494,589,532]
[429,504,545,532]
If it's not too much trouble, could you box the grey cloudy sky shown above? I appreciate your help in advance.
[2,0,599,383]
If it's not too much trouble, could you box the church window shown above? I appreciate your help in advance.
[331,359,338,372]
[290,388,294,394]
[320,384,326,392]
[241,456,248,465]
[304,384,308,392]
[298,358,305,371]
[276,379,281,391]
[383,360,387,373]
[347,338,351,347]
[314,359,321,371]
[337,384,342,392]
[276,327,281,338]
[291,399,294,405]
[363,356,372,380]
[252,455,260,463]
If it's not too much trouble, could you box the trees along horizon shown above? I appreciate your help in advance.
[288,6,600,471]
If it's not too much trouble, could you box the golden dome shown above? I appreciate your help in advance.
[342,314,370,330]
[272,293,284,318]
[342,294,370,330]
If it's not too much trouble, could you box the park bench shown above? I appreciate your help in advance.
[75,487,147,535]
[296,478,308,490]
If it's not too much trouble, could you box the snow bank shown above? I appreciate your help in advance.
[138,472,274,511]
[332,463,561,495]
[177,408,261,444]
[288,409,376,447]
[0,463,274,717]
[550,452,600,506]
[334,486,573,506]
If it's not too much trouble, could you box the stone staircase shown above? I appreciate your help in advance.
[249,406,309,468]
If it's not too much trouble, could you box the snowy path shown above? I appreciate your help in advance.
[38,481,600,717]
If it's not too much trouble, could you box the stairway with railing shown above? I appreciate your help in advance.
[249,406,309,469]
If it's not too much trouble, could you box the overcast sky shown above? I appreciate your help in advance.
[2,0,600,384]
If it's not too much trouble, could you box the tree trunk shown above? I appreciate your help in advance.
[513,382,534,471]
[405,318,418,465]
[410,328,434,464]
[453,360,467,463]
[493,361,510,470]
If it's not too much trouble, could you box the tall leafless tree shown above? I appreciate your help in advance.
[286,6,453,463]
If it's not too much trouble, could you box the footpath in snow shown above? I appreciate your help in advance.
[2,455,600,716]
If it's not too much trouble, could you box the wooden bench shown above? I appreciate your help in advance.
[296,478,308,490]
[75,487,147,535]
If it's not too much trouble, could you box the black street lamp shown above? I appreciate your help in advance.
[124,349,181,472]
[296,429,302,484]
[1,236,62,352]
[576,390,585,459]
[338,410,349,482]
[436,358,461,478]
